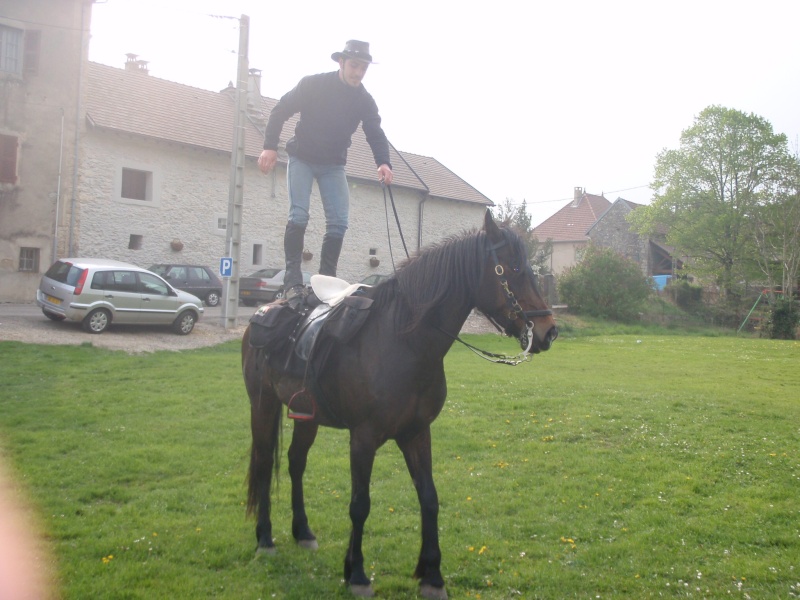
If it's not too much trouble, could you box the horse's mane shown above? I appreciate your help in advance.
[369,225,523,332]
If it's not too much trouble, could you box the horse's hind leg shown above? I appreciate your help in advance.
[398,426,447,600]
[288,420,319,549]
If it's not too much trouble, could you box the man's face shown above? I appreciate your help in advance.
[339,58,369,87]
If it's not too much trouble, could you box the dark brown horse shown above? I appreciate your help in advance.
[242,210,557,599]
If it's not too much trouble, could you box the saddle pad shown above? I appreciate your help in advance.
[311,274,369,307]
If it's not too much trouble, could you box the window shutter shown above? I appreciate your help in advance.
[24,30,41,75]
[0,134,18,184]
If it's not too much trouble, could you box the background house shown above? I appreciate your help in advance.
[1,1,492,303]
[533,187,679,279]
[531,187,610,274]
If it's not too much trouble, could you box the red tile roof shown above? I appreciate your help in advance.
[532,192,611,242]
[85,63,491,206]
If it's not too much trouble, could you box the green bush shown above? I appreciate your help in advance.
[558,245,652,322]
[669,279,703,311]
[768,296,799,339]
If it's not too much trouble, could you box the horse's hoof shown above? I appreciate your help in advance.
[297,538,319,551]
[420,583,448,600]
[349,584,374,598]
[255,545,277,557]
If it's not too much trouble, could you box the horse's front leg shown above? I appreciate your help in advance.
[398,426,447,600]
[288,420,319,549]
[344,429,378,597]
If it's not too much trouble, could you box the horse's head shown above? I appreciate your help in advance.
[475,210,558,353]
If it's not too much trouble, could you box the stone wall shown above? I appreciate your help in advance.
[75,130,487,284]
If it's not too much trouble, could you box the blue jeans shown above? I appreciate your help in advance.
[287,157,349,238]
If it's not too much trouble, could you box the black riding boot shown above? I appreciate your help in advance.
[283,222,306,296]
[319,234,344,277]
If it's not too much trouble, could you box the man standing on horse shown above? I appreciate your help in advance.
[258,40,394,301]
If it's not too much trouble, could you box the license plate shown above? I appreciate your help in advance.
[46,294,62,305]
[241,290,251,296]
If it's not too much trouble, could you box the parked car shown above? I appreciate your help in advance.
[147,263,222,307]
[36,258,204,334]
[239,268,311,306]
[360,273,391,286]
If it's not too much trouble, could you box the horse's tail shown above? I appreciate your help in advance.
[244,327,283,516]
[246,406,281,516]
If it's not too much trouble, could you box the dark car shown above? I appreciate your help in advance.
[239,268,311,306]
[360,273,391,286]
[147,264,222,307]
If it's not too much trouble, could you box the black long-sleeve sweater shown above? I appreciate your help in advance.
[263,71,391,169]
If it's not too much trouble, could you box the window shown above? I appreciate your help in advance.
[121,168,151,201]
[0,134,18,184]
[139,272,169,296]
[19,247,39,272]
[217,217,227,230]
[114,163,160,206]
[189,267,210,282]
[128,234,143,250]
[252,244,263,265]
[0,25,23,75]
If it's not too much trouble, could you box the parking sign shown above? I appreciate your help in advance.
[220,257,233,278]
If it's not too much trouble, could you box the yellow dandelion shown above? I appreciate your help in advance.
[479,545,487,555]
[389,507,395,513]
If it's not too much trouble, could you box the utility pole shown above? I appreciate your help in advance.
[222,14,249,330]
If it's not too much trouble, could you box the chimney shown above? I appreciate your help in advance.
[125,53,149,74]
[246,68,266,124]
[573,186,583,206]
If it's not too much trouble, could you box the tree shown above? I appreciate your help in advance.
[751,152,800,302]
[629,106,792,300]
[493,198,552,273]
[558,245,652,322]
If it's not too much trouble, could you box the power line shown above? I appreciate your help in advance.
[503,184,653,207]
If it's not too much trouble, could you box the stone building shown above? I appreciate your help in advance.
[0,1,492,303]
[1,0,90,302]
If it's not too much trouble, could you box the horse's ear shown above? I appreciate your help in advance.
[484,209,501,241]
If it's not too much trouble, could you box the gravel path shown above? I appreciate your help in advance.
[0,304,496,354]
[0,304,247,354]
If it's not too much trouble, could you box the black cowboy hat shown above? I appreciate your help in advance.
[331,40,374,64]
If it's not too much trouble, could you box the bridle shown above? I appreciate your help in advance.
[382,183,551,365]
[480,239,552,352]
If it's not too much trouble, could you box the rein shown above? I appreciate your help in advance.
[381,185,549,366]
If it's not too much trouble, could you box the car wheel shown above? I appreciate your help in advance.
[173,311,197,335]
[82,308,110,334]
[42,310,66,322]
[206,291,220,307]
[275,287,285,300]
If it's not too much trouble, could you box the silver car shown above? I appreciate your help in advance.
[35,258,204,334]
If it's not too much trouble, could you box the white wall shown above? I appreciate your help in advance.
[76,131,488,283]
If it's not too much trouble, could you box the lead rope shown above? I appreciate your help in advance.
[382,183,410,273]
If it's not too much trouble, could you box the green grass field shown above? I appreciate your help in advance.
[1,331,798,599]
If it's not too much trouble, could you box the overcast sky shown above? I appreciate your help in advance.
[87,0,800,225]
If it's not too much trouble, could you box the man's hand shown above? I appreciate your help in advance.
[258,149,278,174]
[377,164,393,185]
